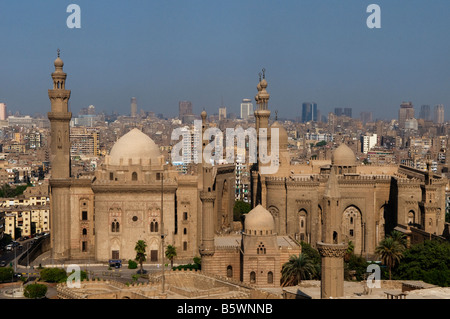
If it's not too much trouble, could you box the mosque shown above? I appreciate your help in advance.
[47,54,447,295]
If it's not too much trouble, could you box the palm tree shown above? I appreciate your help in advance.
[281,254,316,287]
[165,245,177,268]
[389,230,407,249]
[375,237,404,280]
[134,240,147,274]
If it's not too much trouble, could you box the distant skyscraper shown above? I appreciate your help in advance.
[130,97,137,117]
[434,104,445,124]
[334,108,343,116]
[87,105,96,115]
[219,107,227,121]
[419,105,431,121]
[0,103,7,121]
[301,102,318,122]
[398,102,414,128]
[343,108,352,118]
[179,101,193,123]
[240,99,253,119]
[360,111,373,124]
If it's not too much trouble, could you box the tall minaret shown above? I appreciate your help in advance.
[48,49,72,179]
[317,167,347,299]
[48,50,72,260]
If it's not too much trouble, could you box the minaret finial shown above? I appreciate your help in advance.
[275,110,278,121]
[262,68,266,79]
[57,48,60,58]
[259,72,262,82]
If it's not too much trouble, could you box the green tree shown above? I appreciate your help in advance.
[375,237,405,280]
[389,230,407,248]
[0,267,14,282]
[233,200,251,222]
[299,241,321,279]
[24,283,47,299]
[128,259,138,269]
[134,240,147,274]
[39,268,67,283]
[393,240,450,287]
[165,245,177,268]
[281,254,316,287]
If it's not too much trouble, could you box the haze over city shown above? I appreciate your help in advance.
[1,0,449,120]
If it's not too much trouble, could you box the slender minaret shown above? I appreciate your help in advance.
[317,167,347,299]
[199,110,217,273]
[48,50,72,260]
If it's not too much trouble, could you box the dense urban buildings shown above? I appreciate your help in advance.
[0,54,448,301]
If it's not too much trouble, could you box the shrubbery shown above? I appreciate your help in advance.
[39,268,67,283]
[24,283,47,299]
[128,260,138,269]
[0,267,14,282]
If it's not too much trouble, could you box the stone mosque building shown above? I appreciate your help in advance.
[47,54,447,295]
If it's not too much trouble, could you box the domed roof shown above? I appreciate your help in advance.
[332,143,356,167]
[109,128,161,166]
[54,57,64,68]
[245,205,274,233]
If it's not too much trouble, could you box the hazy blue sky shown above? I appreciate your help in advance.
[0,0,449,120]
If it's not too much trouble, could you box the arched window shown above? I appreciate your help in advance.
[150,221,158,233]
[132,172,138,181]
[333,231,338,244]
[267,271,273,284]
[250,271,256,283]
[82,228,87,235]
[183,228,187,235]
[408,211,415,225]
[227,266,233,278]
[111,220,119,233]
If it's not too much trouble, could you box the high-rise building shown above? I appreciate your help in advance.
[219,107,227,121]
[434,104,445,124]
[398,102,414,128]
[361,134,377,154]
[88,105,96,115]
[419,105,431,121]
[301,102,318,122]
[179,100,193,123]
[240,99,253,119]
[360,111,373,124]
[343,108,352,118]
[0,103,7,121]
[334,108,343,116]
[130,97,137,117]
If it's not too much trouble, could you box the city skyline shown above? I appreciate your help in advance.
[0,0,449,121]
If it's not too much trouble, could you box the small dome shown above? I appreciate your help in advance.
[332,143,356,167]
[245,205,274,233]
[260,78,268,89]
[201,110,207,119]
[109,128,161,166]
[54,57,64,68]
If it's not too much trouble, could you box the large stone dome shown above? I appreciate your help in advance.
[109,128,162,166]
[332,143,356,167]
[245,205,275,234]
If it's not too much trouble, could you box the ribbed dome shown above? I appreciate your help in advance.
[109,128,161,166]
[245,205,274,233]
[332,143,356,167]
